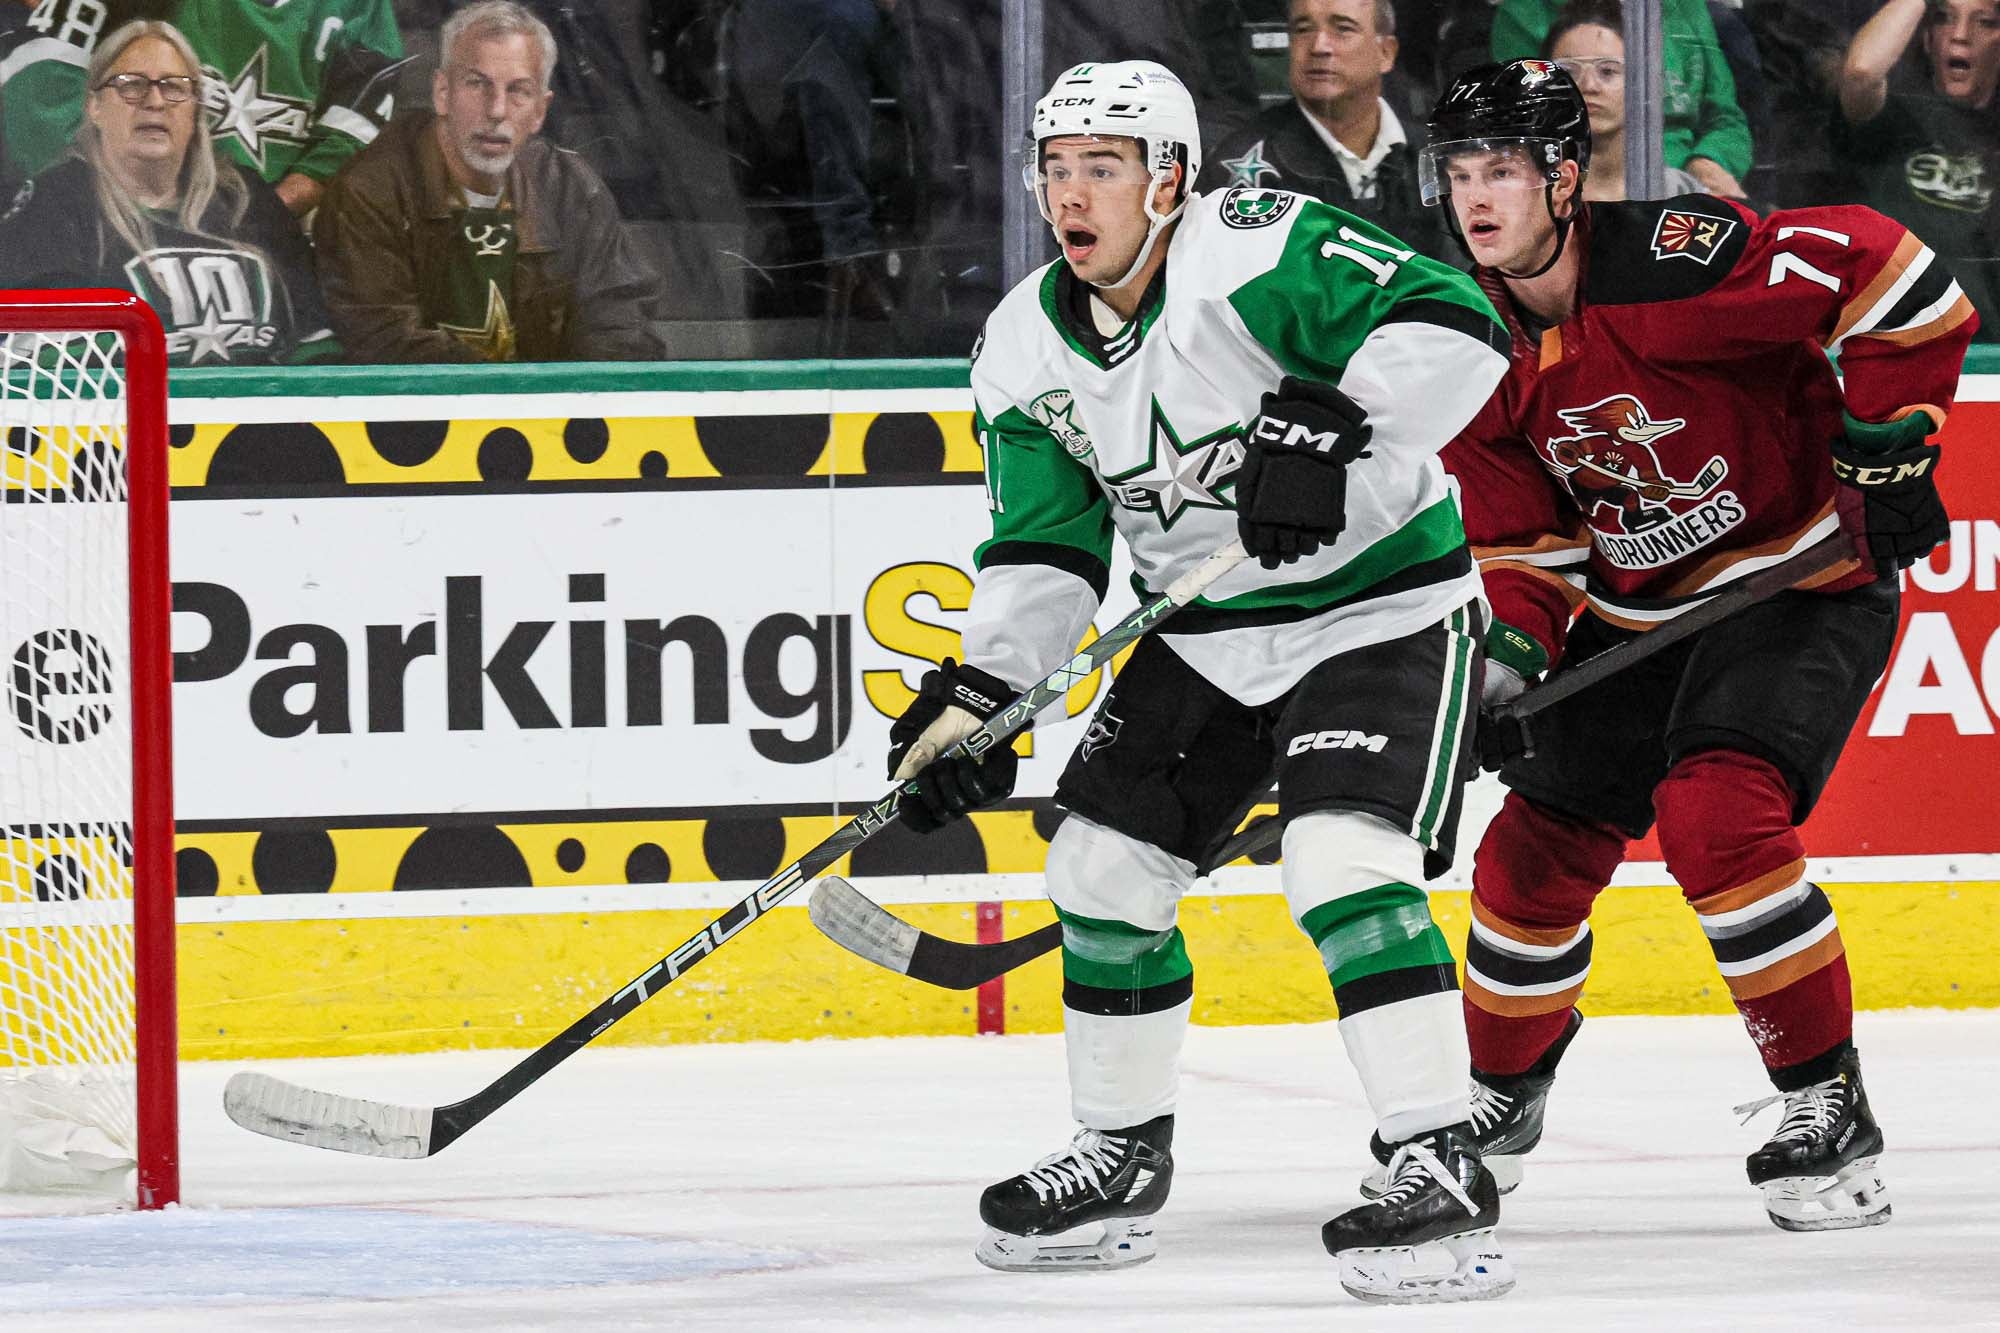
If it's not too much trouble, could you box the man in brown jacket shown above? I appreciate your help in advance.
[315,0,662,362]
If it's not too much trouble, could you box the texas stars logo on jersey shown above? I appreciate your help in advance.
[1219,186,1297,230]
[202,46,313,172]
[1028,389,1094,461]
[1103,399,1245,528]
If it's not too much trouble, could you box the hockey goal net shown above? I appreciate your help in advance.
[0,290,176,1209]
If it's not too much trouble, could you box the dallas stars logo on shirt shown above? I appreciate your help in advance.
[1103,399,1245,528]
[202,46,313,172]
[1220,139,1279,188]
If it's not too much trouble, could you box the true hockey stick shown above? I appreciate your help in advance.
[810,529,1860,987]
[223,539,1248,1158]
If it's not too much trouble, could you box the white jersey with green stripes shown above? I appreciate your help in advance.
[966,186,1512,706]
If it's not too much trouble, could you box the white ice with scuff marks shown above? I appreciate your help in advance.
[3,1010,1996,1331]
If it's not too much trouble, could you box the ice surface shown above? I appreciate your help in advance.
[3,1010,1996,1331]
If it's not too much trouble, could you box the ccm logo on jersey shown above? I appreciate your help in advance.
[1287,729,1388,756]
[1253,417,1342,452]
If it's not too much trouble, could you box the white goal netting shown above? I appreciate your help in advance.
[0,329,144,1197]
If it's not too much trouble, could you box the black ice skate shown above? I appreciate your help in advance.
[1323,1125,1513,1304]
[1363,1008,1583,1198]
[1735,1045,1889,1232]
[974,1113,1174,1272]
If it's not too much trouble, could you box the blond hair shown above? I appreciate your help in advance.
[76,20,248,265]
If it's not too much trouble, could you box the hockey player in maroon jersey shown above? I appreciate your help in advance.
[1401,60,1974,1231]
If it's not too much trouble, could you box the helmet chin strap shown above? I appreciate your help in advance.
[1495,184,1576,281]
[1089,174,1184,291]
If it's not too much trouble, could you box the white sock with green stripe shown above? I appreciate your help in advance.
[1284,811,1470,1139]
[1047,814,1197,1130]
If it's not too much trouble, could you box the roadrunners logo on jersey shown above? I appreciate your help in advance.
[1028,390,1094,460]
[202,46,313,171]
[1220,186,1296,230]
[1650,209,1737,265]
[1543,393,1744,568]
[124,248,280,364]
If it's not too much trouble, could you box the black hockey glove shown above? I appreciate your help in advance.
[1235,377,1373,570]
[887,658,1020,835]
[1832,417,1949,575]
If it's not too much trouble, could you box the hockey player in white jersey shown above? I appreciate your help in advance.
[886,59,1516,1303]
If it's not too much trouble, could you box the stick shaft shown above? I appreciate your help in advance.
[423,542,1247,1148]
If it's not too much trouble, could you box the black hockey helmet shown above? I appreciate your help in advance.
[1420,61,1591,276]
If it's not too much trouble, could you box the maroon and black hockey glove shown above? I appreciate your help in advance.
[1236,377,1373,570]
[887,659,1019,834]
[1833,417,1949,575]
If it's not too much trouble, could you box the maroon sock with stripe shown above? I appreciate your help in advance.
[1656,751,1854,1082]
[1464,794,1626,1076]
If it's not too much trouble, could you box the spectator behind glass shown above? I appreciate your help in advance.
[0,2,174,196]
[1493,0,1752,197]
[1837,0,2000,335]
[0,19,336,365]
[314,0,663,362]
[180,0,408,217]
[1198,0,1454,263]
[0,0,406,218]
[726,0,900,323]
[1545,0,1704,200]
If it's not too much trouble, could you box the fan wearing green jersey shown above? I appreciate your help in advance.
[0,0,404,215]
[884,59,1518,1304]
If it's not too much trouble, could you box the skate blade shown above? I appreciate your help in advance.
[1360,1154,1522,1200]
[974,1218,1157,1273]
[1336,1227,1515,1305]
[1761,1155,1891,1232]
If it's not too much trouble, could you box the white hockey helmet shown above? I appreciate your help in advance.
[1026,60,1202,289]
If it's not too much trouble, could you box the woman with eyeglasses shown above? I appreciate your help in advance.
[1543,0,1704,201]
[1495,0,1752,200]
[0,20,336,366]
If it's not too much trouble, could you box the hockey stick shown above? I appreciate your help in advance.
[810,528,1860,988]
[222,539,1248,1158]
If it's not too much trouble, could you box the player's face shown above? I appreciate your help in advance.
[1288,0,1397,108]
[1924,0,2000,106]
[1444,145,1572,272]
[87,36,198,176]
[433,30,553,189]
[1037,136,1177,285]
[1550,24,1625,140]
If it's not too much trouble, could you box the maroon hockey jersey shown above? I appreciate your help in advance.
[1446,194,1976,667]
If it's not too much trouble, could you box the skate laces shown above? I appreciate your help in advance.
[1020,1129,1126,1203]
[1469,1081,1513,1135]
[1733,1076,1844,1143]
[1377,1140,1479,1217]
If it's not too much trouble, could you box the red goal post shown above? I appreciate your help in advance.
[0,289,177,1209]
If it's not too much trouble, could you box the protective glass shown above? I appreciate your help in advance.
[98,73,199,105]
[1553,56,1624,88]
[1418,137,1566,205]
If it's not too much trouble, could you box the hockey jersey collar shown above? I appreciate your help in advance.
[1473,206,1598,369]
[1040,261,1169,371]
